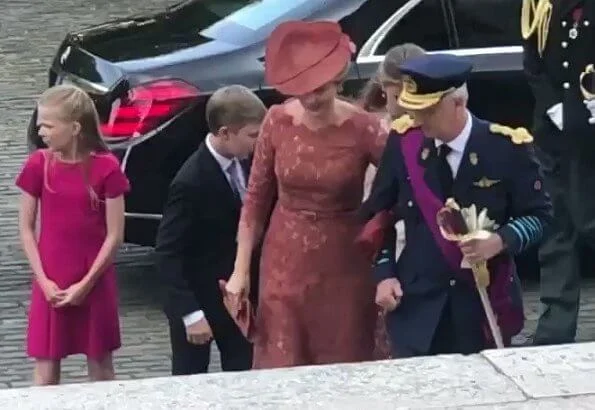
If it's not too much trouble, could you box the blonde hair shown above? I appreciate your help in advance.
[38,84,109,209]
[206,85,267,134]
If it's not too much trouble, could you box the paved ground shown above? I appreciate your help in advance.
[0,0,594,390]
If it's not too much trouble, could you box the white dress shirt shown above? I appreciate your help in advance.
[434,110,473,178]
[182,134,247,327]
[206,134,247,191]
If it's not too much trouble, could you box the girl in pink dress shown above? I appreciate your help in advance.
[16,84,130,385]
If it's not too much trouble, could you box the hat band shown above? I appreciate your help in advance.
[398,87,455,110]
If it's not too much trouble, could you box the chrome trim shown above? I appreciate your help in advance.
[358,0,424,58]
[356,46,524,72]
[125,212,163,220]
[357,45,523,62]
[120,145,133,172]
[59,72,109,94]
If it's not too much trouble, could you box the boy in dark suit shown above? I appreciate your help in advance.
[155,85,266,375]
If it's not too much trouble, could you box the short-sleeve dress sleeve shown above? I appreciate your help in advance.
[15,150,45,198]
[101,154,131,199]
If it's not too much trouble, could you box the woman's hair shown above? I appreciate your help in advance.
[358,77,386,113]
[356,44,426,114]
[37,84,109,208]
[377,43,426,83]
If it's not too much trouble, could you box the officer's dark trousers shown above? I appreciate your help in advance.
[393,294,485,358]
[535,148,595,345]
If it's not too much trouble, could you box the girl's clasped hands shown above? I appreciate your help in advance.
[38,277,91,307]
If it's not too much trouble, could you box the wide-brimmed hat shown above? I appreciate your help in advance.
[265,20,355,96]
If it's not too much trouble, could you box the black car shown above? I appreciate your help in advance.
[28,0,531,247]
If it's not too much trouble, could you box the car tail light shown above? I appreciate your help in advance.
[100,79,199,141]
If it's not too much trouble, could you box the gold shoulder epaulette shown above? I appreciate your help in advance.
[391,114,414,134]
[489,123,534,144]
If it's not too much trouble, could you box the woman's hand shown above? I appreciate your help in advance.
[55,281,92,308]
[225,270,250,308]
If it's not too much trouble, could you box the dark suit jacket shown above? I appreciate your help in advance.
[155,142,261,325]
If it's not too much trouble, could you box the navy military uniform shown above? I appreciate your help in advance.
[522,0,595,345]
[363,54,553,357]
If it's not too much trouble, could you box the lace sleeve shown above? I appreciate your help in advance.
[238,106,278,242]
[363,114,389,166]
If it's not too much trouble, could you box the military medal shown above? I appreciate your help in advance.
[569,7,583,40]
[569,24,578,39]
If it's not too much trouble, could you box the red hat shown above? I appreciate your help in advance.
[265,20,355,96]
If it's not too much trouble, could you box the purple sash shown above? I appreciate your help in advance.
[400,129,524,345]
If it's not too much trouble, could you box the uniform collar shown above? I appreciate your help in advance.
[435,110,472,153]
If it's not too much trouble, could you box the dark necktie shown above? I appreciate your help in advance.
[226,160,245,201]
[437,144,453,199]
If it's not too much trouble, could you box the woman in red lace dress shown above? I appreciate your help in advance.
[225,21,388,368]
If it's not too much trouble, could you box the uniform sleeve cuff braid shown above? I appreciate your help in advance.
[373,255,396,284]
[497,225,522,255]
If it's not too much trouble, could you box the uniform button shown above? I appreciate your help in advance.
[562,20,567,27]
[563,61,569,68]
[563,82,570,89]
[407,200,413,207]
[449,279,456,287]
[562,41,568,48]
[585,20,590,27]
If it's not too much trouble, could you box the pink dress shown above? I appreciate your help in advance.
[15,149,130,360]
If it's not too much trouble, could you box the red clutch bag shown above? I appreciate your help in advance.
[219,280,257,342]
[355,210,395,261]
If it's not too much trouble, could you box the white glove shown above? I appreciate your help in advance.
[584,99,595,125]
[547,103,564,130]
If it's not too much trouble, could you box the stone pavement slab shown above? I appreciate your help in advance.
[0,354,527,409]
[483,342,595,399]
[468,396,595,410]
[5,344,595,409]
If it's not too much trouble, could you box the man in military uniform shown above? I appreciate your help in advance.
[362,54,553,357]
[521,0,595,345]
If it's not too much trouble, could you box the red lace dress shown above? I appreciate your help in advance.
[239,102,389,369]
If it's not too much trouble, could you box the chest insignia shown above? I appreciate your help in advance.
[489,123,534,144]
[469,152,478,166]
[391,114,415,134]
[473,177,501,188]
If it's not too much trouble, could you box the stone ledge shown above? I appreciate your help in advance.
[2,343,595,409]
